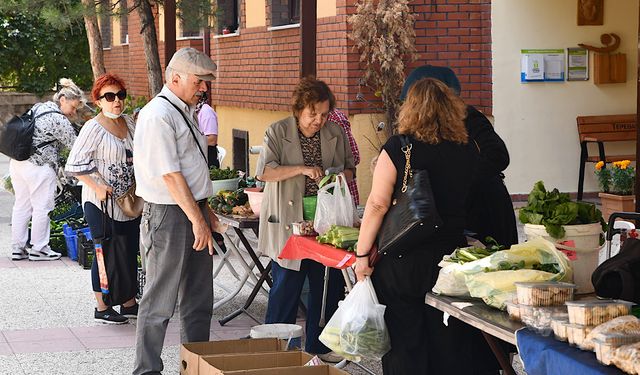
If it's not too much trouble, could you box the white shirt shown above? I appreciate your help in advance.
[134,86,212,204]
[65,115,137,222]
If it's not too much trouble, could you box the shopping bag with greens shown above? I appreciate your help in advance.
[313,173,355,235]
[319,277,390,361]
[433,237,573,309]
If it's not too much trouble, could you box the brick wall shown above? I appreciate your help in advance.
[408,0,492,114]
[103,0,492,115]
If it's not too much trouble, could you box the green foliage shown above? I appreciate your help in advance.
[0,2,92,94]
[209,167,238,181]
[518,181,607,238]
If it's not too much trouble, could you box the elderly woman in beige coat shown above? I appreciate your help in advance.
[256,77,355,362]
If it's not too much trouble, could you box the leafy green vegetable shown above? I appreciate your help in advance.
[209,167,238,181]
[519,181,607,238]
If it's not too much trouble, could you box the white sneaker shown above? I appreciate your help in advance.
[11,246,28,261]
[29,247,61,261]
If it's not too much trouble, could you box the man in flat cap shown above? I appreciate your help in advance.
[133,47,220,375]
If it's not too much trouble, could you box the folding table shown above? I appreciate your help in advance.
[214,213,273,325]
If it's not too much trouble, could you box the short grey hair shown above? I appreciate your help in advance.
[165,66,186,83]
[52,78,86,105]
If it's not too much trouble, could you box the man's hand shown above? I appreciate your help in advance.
[192,217,214,254]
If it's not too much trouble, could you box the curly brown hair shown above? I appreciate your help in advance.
[397,77,468,145]
[291,77,336,118]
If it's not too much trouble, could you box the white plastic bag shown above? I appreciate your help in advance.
[313,173,355,235]
[319,277,391,361]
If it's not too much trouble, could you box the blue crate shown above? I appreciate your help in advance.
[63,225,92,261]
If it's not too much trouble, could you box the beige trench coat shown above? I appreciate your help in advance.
[256,116,355,270]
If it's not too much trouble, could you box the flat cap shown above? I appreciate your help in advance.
[168,47,217,81]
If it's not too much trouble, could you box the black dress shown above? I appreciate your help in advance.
[465,106,518,247]
[372,135,499,375]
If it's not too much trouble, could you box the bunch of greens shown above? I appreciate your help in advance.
[483,260,561,274]
[447,237,505,264]
[209,167,238,181]
[519,181,606,238]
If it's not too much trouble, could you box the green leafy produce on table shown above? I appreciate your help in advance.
[447,236,505,264]
[208,188,250,215]
[209,166,239,181]
[518,181,606,238]
[317,225,359,251]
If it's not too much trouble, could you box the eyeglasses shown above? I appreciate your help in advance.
[99,90,127,102]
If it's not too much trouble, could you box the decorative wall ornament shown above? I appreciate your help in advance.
[578,0,604,26]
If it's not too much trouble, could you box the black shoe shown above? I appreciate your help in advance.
[94,307,129,324]
[119,303,138,318]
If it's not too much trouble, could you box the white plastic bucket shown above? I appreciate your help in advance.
[524,223,603,294]
[250,323,303,350]
[210,177,240,196]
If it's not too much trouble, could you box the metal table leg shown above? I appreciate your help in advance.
[219,260,273,326]
[481,331,516,375]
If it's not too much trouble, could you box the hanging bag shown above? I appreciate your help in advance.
[115,182,144,218]
[592,237,640,303]
[95,199,137,306]
[372,135,442,265]
[319,277,391,360]
[313,173,355,235]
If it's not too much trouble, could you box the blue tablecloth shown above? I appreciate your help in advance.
[516,328,625,375]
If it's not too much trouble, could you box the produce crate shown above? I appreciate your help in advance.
[63,226,91,261]
[77,233,94,269]
[50,201,83,222]
[137,268,146,299]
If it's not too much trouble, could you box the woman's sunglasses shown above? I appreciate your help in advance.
[99,90,127,102]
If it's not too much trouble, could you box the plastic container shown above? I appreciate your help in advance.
[292,221,316,236]
[593,333,640,365]
[566,323,594,349]
[515,281,576,306]
[518,305,567,336]
[211,178,240,197]
[609,341,640,374]
[566,300,634,325]
[551,316,571,341]
[505,301,521,321]
[244,187,263,216]
[250,323,303,350]
[524,223,602,294]
[63,225,92,261]
[302,196,317,221]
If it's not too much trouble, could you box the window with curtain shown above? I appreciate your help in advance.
[271,0,300,27]
[216,0,239,34]
[120,0,129,44]
[100,0,112,48]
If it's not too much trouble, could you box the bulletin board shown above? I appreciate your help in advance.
[520,49,566,82]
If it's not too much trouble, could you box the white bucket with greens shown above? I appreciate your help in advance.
[524,223,603,294]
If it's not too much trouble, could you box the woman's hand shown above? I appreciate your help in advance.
[301,166,323,181]
[354,257,374,282]
[95,184,113,201]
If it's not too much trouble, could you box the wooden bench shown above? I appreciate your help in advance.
[577,114,636,200]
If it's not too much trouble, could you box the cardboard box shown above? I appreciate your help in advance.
[180,338,286,375]
[226,365,349,375]
[198,351,315,375]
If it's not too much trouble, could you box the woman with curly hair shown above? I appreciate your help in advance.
[355,78,498,374]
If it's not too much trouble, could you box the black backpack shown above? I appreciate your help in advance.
[0,109,59,160]
[592,237,640,304]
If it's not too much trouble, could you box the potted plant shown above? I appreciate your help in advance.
[209,167,240,196]
[595,160,636,220]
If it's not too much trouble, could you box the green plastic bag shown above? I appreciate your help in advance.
[302,196,317,221]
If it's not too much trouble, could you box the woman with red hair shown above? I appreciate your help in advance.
[65,74,139,324]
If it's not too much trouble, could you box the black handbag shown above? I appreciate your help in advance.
[592,237,640,304]
[95,199,137,306]
[373,135,443,263]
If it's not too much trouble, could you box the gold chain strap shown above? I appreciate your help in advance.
[401,143,413,193]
